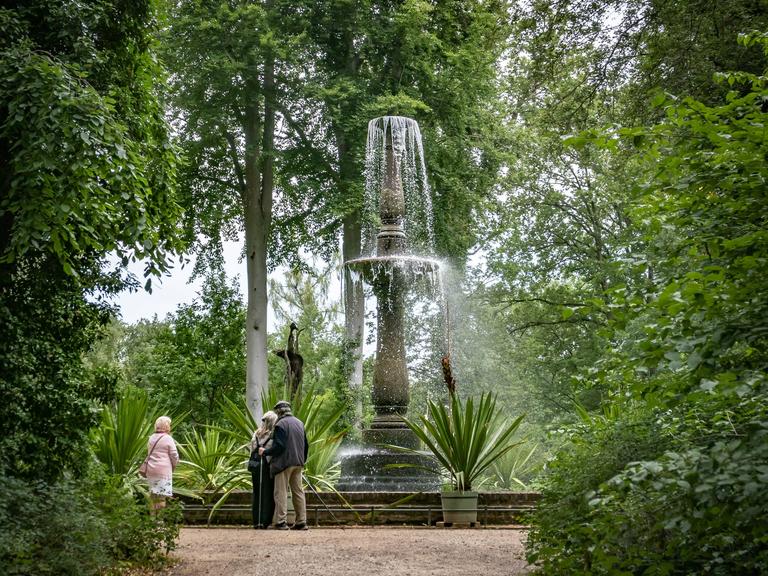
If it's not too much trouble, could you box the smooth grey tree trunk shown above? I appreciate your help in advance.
[342,213,364,428]
[243,45,275,421]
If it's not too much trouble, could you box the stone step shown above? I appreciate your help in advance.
[180,491,540,526]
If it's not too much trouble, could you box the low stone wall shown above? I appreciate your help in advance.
[180,490,540,526]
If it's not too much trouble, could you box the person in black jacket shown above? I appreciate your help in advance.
[259,400,309,530]
[249,410,277,529]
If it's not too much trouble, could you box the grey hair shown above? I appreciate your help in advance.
[261,410,278,431]
[253,410,278,448]
[155,416,172,433]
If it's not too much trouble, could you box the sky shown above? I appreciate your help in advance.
[115,240,246,324]
[114,240,346,336]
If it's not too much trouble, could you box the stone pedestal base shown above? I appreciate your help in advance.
[336,427,440,492]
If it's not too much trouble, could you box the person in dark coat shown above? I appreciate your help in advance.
[249,410,277,529]
[259,400,309,530]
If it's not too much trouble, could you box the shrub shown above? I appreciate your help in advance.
[0,473,108,575]
[0,466,180,575]
[527,392,768,575]
[526,405,670,574]
[93,471,181,566]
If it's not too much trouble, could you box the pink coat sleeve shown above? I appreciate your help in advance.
[167,435,179,469]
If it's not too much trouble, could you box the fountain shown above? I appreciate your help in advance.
[337,117,442,491]
[179,117,538,525]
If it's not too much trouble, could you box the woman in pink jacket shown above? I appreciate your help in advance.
[145,416,179,513]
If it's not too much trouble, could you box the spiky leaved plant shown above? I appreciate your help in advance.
[401,392,524,492]
[91,387,157,496]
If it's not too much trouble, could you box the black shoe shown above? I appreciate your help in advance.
[291,523,308,531]
[274,522,289,530]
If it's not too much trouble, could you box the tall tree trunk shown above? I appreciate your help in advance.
[342,209,364,428]
[243,47,275,420]
[338,23,365,430]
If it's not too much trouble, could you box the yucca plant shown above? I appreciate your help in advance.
[91,387,157,496]
[401,393,525,492]
[486,443,541,490]
[217,395,258,450]
[304,428,345,490]
[175,426,251,520]
[218,388,344,449]
[260,383,343,441]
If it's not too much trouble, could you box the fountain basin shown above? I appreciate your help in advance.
[345,255,442,288]
[336,445,441,492]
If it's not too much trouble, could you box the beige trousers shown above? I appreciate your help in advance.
[273,466,306,525]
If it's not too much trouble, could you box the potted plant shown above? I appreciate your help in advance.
[400,392,524,524]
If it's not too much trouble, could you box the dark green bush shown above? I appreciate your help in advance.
[526,405,671,574]
[0,466,180,575]
[527,392,768,575]
[93,471,182,567]
[0,473,108,575]
[0,256,117,481]
[580,393,768,575]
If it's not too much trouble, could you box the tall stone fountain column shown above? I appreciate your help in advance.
[337,117,440,491]
[366,128,417,449]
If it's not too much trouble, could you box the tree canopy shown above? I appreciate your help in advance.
[1,1,767,573]
[0,0,183,480]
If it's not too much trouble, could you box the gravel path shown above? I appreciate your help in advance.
[165,526,532,576]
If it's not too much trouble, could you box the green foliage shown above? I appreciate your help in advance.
[526,36,768,575]
[161,0,288,258]
[401,393,524,492]
[485,443,542,491]
[618,76,768,399]
[91,387,160,496]
[300,394,347,490]
[90,273,247,426]
[0,2,182,278]
[450,291,601,427]
[105,318,172,391]
[0,474,108,575]
[0,0,182,483]
[527,406,670,573]
[303,433,343,491]
[586,398,768,574]
[91,473,182,568]
[176,427,248,507]
[513,0,768,125]
[217,395,258,450]
[0,259,119,481]
[0,468,180,575]
[529,395,768,575]
[175,403,254,522]
[152,273,246,423]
